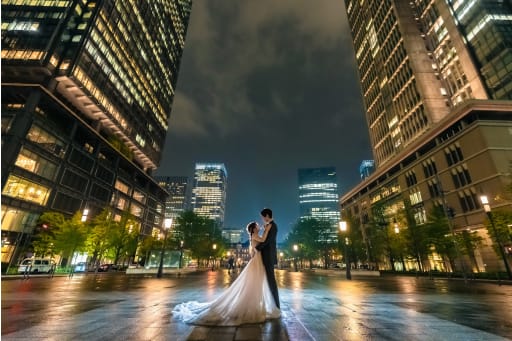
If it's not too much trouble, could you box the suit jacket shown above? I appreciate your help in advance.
[255,221,278,265]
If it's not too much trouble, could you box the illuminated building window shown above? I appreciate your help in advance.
[133,189,146,204]
[130,202,143,217]
[115,179,130,195]
[0,206,39,233]
[26,124,66,158]
[15,147,58,181]
[2,175,51,206]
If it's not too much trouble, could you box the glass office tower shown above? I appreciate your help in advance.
[191,164,228,226]
[298,167,340,228]
[155,176,189,221]
[1,0,192,269]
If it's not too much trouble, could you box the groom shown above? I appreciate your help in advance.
[255,208,280,309]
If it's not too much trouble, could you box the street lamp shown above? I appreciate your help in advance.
[157,218,173,278]
[279,252,284,269]
[480,195,511,279]
[179,240,184,270]
[293,244,298,271]
[211,243,217,271]
[339,221,352,280]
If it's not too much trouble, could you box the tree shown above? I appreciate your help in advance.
[137,235,162,265]
[174,211,225,266]
[400,199,428,272]
[52,211,88,266]
[107,213,139,265]
[367,204,394,270]
[342,212,367,269]
[483,209,512,259]
[424,206,456,271]
[32,212,63,258]
[457,230,484,272]
[85,208,113,269]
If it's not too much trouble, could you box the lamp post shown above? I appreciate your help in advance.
[279,252,284,269]
[179,240,184,270]
[293,244,298,272]
[211,243,217,271]
[480,196,512,279]
[394,222,406,271]
[157,218,172,278]
[339,221,351,280]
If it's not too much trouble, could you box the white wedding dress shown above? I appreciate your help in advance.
[172,244,281,326]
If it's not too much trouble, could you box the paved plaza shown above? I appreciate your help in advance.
[2,270,512,340]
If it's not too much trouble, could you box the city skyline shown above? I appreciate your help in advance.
[156,1,372,236]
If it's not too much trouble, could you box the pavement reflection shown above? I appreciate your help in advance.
[2,270,512,340]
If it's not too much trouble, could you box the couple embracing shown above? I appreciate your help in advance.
[172,208,281,326]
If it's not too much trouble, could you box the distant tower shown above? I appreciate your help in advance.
[298,167,340,227]
[155,176,189,221]
[359,160,375,180]
[191,163,227,225]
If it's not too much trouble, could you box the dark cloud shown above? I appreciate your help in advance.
[158,0,372,239]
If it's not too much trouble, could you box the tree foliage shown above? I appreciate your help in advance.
[174,211,225,264]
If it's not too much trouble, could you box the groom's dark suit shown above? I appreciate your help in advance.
[255,221,280,309]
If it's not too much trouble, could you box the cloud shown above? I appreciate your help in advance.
[168,0,355,137]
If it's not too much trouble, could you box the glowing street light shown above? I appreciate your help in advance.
[339,220,351,280]
[293,244,298,271]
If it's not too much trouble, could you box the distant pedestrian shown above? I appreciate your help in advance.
[228,256,235,274]
[48,263,56,278]
[23,263,31,280]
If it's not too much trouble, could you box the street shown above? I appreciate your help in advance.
[2,270,512,340]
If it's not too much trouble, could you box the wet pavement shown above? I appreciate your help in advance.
[2,270,512,340]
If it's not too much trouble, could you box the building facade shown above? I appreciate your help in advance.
[191,163,228,225]
[1,0,192,269]
[344,0,510,168]
[342,0,512,272]
[155,176,189,221]
[298,167,341,238]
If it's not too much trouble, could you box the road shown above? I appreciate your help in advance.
[2,270,512,340]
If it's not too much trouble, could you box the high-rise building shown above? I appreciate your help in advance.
[155,176,189,221]
[344,0,510,168]
[341,0,512,272]
[191,163,227,225]
[359,160,375,180]
[1,0,192,268]
[298,167,340,229]
[222,228,244,244]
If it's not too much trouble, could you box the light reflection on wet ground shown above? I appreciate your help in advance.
[2,271,512,340]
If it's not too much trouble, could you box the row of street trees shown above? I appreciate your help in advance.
[30,209,228,269]
[281,199,511,273]
[32,208,139,269]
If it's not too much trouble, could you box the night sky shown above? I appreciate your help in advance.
[157,1,372,240]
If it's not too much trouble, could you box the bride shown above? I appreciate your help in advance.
[172,221,281,326]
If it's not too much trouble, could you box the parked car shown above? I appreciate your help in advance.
[18,258,55,274]
[74,262,87,272]
[98,264,114,272]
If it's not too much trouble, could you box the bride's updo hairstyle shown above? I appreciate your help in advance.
[246,221,257,236]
